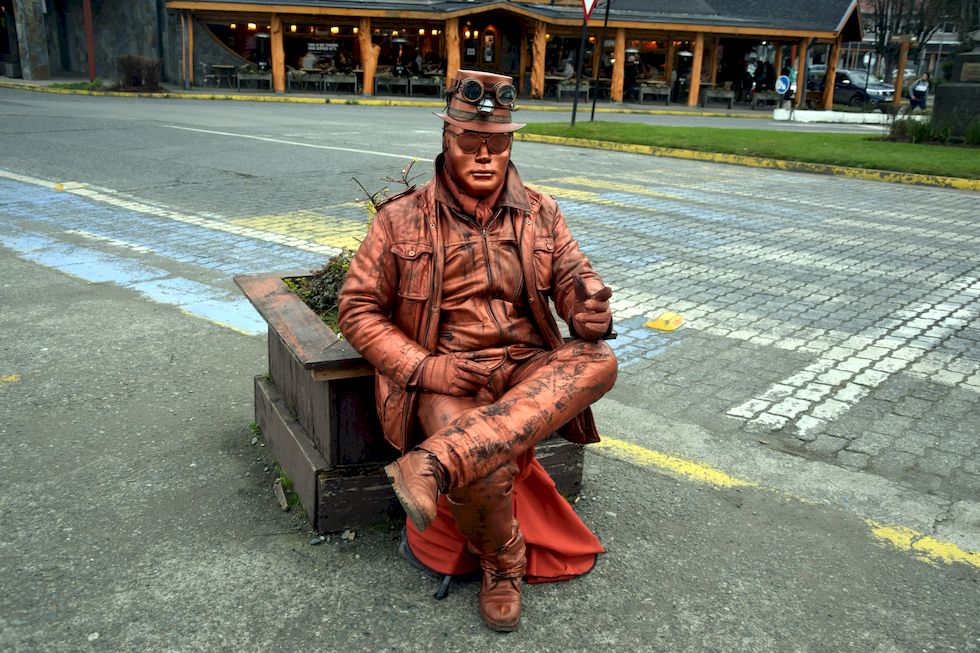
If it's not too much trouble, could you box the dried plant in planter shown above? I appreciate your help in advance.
[288,160,424,332]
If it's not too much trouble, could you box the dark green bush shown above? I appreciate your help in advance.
[115,55,162,91]
[965,116,980,146]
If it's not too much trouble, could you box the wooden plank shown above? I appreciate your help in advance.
[329,375,390,465]
[316,464,401,533]
[254,375,329,525]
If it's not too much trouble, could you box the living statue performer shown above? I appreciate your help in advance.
[338,69,618,632]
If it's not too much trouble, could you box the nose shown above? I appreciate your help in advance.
[474,142,492,163]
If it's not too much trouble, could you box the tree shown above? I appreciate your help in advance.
[865,0,962,81]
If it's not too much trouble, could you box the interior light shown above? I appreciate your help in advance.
[431,29,438,36]
[331,26,340,34]
[545,33,551,40]
[247,23,256,30]
[419,28,426,35]
[290,25,297,33]
[353,27,359,34]
[464,30,471,39]
[473,30,479,38]
[392,30,399,37]
[229,23,236,29]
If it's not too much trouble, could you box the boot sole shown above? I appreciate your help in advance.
[384,461,433,532]
[484,618,520,633]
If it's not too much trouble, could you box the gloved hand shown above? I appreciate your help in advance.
[571,276,613,341]
[416,353,492,396]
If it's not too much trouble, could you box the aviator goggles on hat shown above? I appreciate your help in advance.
[445,127,512,154]
[447,77,517,114]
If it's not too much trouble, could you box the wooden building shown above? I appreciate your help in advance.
[165,0,863,108]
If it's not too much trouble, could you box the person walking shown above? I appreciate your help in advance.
[909,72,930,111]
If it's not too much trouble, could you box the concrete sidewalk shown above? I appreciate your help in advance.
[0,73,768,118]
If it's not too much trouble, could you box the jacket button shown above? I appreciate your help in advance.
[529,297,535,303]
[409,250,415,256]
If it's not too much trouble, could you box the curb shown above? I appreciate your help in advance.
[514,133,980,191]
[0,80,767,118]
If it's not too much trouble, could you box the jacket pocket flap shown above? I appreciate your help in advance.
[391,242,433,260]
[532,237,555,252]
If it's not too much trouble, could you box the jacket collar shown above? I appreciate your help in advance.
[433,153,531,214]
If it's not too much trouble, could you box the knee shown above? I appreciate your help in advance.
[581,339,618,391]
[449,461,519,504]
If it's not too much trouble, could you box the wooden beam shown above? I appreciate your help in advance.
[708,37,719,85]
[774,42,783,74]
[664,37,675,85]
[531,20,546,99]
[795,37,810,108]
[687,32,703,106]
[444,18,459,87]
[821,37,841,110]
[180,12,187,86]
[893,37,910,109]
[359,17,379,95]
[610,27,625,102]
[164,1,839,39]
[271,14,285,93]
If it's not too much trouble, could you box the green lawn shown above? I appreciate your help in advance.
[520,122,980,180]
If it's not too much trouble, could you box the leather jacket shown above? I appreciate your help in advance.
[338,158,609,453]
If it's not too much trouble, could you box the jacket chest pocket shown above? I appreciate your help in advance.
[391,241,433,300]
[531,237,555,291]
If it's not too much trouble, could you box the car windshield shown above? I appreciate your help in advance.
[847,71,883,86]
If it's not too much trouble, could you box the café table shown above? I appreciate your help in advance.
[210,64,236,89]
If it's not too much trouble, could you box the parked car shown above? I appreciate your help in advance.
[805,65,895,108]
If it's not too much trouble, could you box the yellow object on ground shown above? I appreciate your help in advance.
[646,311,684,331]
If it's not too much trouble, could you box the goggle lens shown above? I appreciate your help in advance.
[454,78,517,107]
[454,132,512,154]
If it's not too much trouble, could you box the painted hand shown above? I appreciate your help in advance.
[417,353,493,396]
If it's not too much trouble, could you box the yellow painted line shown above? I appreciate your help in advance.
[1,374,21,384]
[516,133,980,191]
[867,520,980,570]
[538,175,685,201]
[228,210,366,250]
[526,183,666,216]
[593,435,980,570]
[592,436,757,488]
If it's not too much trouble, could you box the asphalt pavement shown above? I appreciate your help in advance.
[1,86,978,652]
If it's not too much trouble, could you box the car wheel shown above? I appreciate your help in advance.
[848,93,864,107]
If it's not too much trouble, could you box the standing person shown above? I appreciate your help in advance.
[909,72,930,111]
[301,51,318,70]
[338,69,617,632]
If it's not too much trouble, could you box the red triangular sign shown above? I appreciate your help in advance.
[582,0,599,21]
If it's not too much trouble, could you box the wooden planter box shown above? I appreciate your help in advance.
[235,272,584,533]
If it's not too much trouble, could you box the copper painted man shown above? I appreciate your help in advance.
[338,70,617,632]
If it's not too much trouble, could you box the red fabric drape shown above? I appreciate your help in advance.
[406,448,604,584]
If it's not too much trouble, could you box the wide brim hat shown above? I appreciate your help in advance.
[436,69,526,134]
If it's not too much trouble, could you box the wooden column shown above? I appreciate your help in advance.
[518,31,529,96]
[188,15,195,85]
[687,32,704,106]
[179,13,187,87]
[821,38,841,110]
[359,18,379,95]
[83,0,96,80]
[893,38,910,109]
[531,21,546,99]
[610,28,625,102]
[774,42,784,73]
[445,18,460,87]
[795,37,810,108]
[664,38,675,83]
[271,15,285,93]
[708,37,719,85]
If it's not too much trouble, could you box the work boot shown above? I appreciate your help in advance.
[384,449,447,532]
[448,463,525,632]
[477,525,525,632]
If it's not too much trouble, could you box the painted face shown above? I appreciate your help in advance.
[443,127,512,198]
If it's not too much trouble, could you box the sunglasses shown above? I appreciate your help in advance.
[451,78,517,109]
[447,130,512,154]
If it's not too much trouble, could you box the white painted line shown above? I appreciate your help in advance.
[162,125,434,162]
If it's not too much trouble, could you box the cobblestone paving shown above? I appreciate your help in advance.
[1,114,978,506]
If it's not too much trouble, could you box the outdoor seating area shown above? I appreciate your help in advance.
[638,81,671,104]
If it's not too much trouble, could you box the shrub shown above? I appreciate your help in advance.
[115,55,162,91]
[888,117,950,144]
[965,116,980,146]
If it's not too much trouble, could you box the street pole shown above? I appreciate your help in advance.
[570,18,589,127]
[590,0,612,122]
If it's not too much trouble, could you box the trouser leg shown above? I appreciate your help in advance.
[424,339,617,489]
